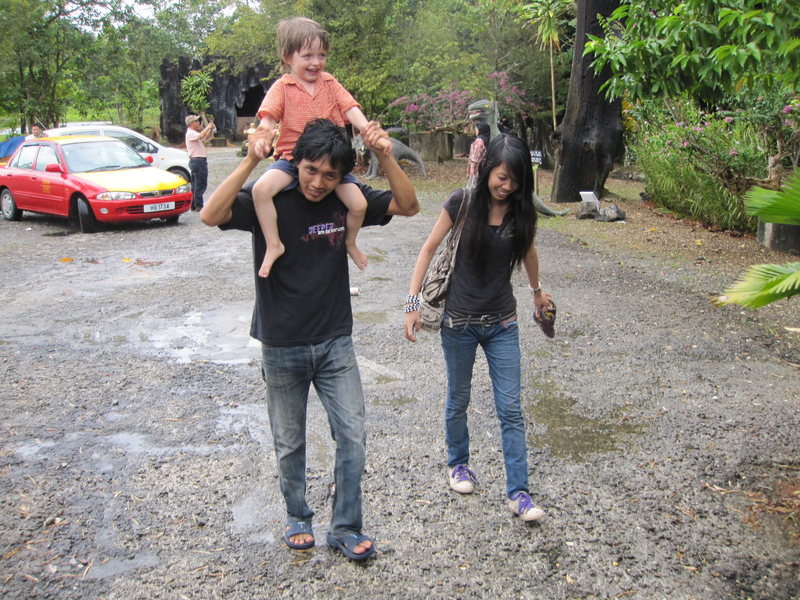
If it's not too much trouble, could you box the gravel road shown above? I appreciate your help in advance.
[1,147,798,599]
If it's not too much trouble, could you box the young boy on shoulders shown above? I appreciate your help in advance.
[251,16,391,278]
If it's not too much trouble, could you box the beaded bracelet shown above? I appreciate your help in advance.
[404,294,420,312]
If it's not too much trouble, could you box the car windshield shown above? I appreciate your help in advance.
[61,140,149,173]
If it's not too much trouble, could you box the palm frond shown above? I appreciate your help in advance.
[746,172,800,225]
[717,262,800,308]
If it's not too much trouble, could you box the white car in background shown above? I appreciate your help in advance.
[44,124,191,183]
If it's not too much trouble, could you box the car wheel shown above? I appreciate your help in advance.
[168,167,191,183]
[1,188,22,221]
[76,196,97,233]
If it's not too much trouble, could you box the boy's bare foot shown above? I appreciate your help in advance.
[347,244,368,271]
[258,242,285,278]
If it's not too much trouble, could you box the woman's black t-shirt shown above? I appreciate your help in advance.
[443,188,516,317]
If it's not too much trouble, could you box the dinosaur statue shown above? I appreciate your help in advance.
[534,191,570,217]
[360,136,427,179]
[467,99,500,139]
[467,100,567,216]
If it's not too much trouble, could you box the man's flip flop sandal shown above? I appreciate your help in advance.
[282,521,315,550]
[326,531,376,561]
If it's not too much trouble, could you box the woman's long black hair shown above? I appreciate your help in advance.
[475,122,490,146]
[467,133,536,274]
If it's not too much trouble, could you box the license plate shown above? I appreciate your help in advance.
[143,201,175,213]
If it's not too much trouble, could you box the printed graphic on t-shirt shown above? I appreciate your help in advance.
[301,211,346,247]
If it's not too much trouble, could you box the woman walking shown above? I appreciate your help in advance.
[404,134,550,521]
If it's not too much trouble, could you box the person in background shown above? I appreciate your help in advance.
[27,124,45,139]
[404,133,551,523]
[185,114,215,211]
[467,122,490,181]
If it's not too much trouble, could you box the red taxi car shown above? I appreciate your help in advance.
[0,136,192,232]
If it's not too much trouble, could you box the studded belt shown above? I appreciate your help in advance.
[444,309,517,328]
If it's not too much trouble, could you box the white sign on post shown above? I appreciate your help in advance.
[530,150,543,165]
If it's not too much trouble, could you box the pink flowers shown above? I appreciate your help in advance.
[724,116,734,123]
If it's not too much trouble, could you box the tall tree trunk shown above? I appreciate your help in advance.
[549,41,557,130]
[551,0,623,203]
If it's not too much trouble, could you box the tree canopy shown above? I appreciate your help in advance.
[585,0,800,103]
[0,0,561,134]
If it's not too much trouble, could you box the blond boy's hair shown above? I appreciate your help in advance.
[277,17,329,70]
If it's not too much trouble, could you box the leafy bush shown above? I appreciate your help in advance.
[718,173,800,309]
[630,93,800,233]
[180,71,212,117]
[631,99,768,232]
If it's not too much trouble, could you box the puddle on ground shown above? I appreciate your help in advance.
[15,440,57,459]
[526,377,645,461]
[366,251,387,263]
[353,311,387,324]
[141,306,260,364]
[230,493,280,543]
[85,553,160,579]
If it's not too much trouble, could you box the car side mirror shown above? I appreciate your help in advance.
[45,163,65,174]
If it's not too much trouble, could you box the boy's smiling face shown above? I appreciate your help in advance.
[284,37,327,87]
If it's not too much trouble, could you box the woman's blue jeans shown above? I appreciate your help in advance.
[261,335,366,537]
[440,315,529,498]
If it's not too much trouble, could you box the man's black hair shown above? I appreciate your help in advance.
[292,118,355,176]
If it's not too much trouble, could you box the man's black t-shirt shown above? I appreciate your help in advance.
[222,181,392,346]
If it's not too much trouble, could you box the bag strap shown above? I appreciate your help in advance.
[444,187,472,255]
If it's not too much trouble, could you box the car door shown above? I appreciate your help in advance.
[3,144,40,210]
[31,144,70,216]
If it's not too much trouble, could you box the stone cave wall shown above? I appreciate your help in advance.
[159,57,274,145]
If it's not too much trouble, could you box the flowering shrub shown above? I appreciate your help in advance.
[387,87,474,133]
[630,95,799,232]
[386,72,537,133]
[488,72,538,120]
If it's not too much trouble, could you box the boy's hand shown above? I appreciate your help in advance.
[361,121,391,156]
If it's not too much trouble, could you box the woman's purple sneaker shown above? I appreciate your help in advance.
[508,491,545,521]
[449,464,478,494]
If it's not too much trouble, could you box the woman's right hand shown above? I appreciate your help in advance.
[404,310,421,342]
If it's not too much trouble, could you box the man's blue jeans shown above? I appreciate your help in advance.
[261,335,366,537]
[440,315,529,498]
[189,157,207,209]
